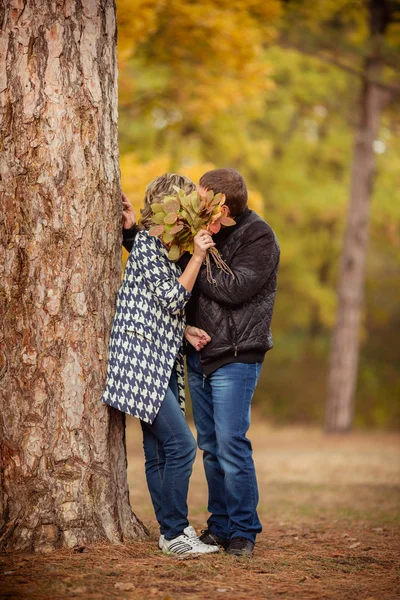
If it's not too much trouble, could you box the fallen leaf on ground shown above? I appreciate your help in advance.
[115,582,135,591]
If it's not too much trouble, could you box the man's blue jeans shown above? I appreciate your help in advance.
[140,371,197,540]
[187,352,262,543]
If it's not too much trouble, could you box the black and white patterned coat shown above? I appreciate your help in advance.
[101,230,191,424]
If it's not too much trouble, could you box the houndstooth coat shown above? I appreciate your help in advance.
[101,230,191,424]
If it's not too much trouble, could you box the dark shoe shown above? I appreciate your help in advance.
[199,529,230,550]
[226,536,255,556]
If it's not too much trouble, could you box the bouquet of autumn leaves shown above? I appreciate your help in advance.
[148,186,236,284]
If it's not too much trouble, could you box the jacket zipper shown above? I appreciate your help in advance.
[227,309,239,357]
[198,347,207,387]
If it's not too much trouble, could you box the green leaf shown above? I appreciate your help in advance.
[213,193,225,205]
[148,225,165,237]
[186,205,197,221]
[151,203,165,213]
[178,229,191,242]
[164,198,180,214]
[152,212,166,224]
[210,195,222,207]
[206,190,214,203]
[181,196,192,209]
[193,217,203,230]
[164,213,178,224]
[171,186,186,201]
[191,192,201,212]
[162,231,175,244]
[168,244,180,261]
[170,223,184,235]
[180,209,191,221]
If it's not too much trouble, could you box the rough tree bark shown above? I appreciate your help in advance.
[0,0,146,551]
[325,0,392,432]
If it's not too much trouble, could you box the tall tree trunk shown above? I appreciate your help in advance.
[325,0,391,432]
[0,0,146,552]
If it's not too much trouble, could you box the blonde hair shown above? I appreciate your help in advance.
[139,173,196,230]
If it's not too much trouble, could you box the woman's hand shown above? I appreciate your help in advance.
[122,192,136,229]
[185,326,211,351]
[193,230,215,261]
[178,231,215,292]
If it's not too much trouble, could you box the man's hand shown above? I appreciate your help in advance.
[122,192,136,229]
[185,326,211,351]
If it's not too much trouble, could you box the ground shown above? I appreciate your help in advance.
[1,419,399,600]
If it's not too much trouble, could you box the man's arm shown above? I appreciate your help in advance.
[123,225,139,253]
[122,192,138,252]
[197,231,279,306]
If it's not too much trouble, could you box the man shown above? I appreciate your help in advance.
[122,168,280,556]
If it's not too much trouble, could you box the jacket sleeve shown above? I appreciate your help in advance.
[133,232,191,315]
[197,232,279,306]
[122,225,139,253]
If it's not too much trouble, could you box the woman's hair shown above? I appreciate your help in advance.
[139,173,196,230]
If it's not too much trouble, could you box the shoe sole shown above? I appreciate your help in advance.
[162,548,220,556]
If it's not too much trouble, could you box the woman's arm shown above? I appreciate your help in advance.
[133,231,214,316]
[178,231,214,292]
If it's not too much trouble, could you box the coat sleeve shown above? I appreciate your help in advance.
[196,232,279,306]
[133,232,191,315]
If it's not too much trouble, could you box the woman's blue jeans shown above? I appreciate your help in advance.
[187,352,262,543]
[140,371,197,540]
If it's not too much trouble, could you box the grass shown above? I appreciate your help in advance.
[1,419,399,600]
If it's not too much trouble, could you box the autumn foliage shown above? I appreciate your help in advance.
[147,187,235,281]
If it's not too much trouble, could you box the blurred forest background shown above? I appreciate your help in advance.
[116,0,400,430]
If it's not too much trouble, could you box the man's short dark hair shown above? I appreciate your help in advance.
[199,168,248,217]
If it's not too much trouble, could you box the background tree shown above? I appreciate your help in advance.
[0,0,145,552]
[280,0,400,431]
[115,0,400,430]
[325,0,399,431]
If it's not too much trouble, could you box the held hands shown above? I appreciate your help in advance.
[185,326,211,351]
[193,230,215,260]
[122,192,136,229]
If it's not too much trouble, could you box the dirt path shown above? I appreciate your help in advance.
[1,421,399,600]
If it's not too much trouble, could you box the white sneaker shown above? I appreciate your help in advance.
[183,525,199,539]
[158,525,199,549]
[160,533,219,555]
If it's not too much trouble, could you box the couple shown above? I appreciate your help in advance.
[101,168,280,557]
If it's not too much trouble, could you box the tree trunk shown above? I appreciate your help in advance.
[0,0,146,552]
[325,0,391,432]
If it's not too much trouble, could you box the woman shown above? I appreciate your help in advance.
[101,174,217,555]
